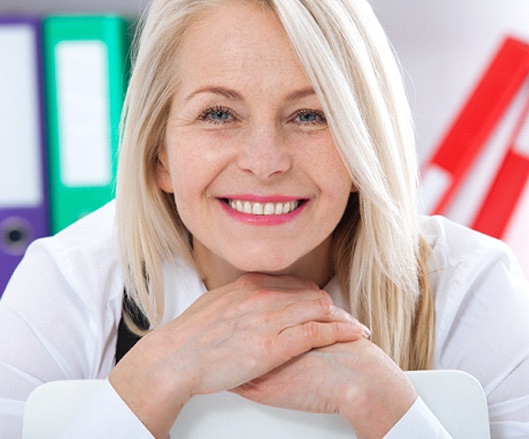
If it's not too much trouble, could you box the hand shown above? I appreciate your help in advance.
[233,339,417,439]
[109,273,369,438]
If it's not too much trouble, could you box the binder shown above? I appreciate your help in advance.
[43,15,129,234]
[421,37,529,215]
[471,90,529,238]
[501,171,529,277]
[0,17,48,295]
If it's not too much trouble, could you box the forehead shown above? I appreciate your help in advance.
[175,1,310,91]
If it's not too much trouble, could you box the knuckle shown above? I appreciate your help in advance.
[316,297,333,316]
[257,336,278,361]
[236,272,261,287]
[331,321,345,338]
[299,277,320,291]
[250,287,277,308]
[304,321,320,339]
[319,289,333,304]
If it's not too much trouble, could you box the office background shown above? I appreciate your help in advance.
[1,0,528,276]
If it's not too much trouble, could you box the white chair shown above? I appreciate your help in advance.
[23,370,490,438]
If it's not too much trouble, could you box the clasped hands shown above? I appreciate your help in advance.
[110,273,417,439]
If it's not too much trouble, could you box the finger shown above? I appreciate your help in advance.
[281,297,356,324]
[215,283,335,325]
[238,295,351,335]
[232,273,333,306]
[275,320,368,359]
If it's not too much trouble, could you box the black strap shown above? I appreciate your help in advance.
[115,291,149,364]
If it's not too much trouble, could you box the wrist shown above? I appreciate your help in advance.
[340,382,417,439]
[336,343,417,439]
[109,331,197,438]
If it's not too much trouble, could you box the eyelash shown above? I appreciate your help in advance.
[292,109,327,126]
[197,106,327,126]
[198,105,234,125]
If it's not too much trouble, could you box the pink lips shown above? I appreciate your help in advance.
[219,195,307,225]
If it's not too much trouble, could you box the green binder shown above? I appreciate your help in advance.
[43,15,129,233]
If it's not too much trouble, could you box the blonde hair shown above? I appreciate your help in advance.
[116,0,434,370]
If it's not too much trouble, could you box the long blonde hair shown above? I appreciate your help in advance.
[116,0,434,370]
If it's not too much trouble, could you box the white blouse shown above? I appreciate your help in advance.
[0,201,528,438]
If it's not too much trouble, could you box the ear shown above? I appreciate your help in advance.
[155,148,174,193]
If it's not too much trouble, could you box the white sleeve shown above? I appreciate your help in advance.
[384,397,451,438]
[60,379,154,438]
[0,231,122,438]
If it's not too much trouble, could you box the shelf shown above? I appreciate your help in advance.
[0,0,150,16]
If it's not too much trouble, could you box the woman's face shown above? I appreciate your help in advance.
[157,1,353,288]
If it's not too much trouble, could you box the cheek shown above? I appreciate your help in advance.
[168,145,224,209]
[313,146,353,199]
[171,175,205,238]
[171,166,202,208]
[320,170,354,230]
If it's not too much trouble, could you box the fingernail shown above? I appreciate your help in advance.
[362,326,371,339]
[350,319,371,338]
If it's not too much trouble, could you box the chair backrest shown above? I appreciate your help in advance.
[23,369,491,439]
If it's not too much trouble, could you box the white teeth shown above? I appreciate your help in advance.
[252,203,263,215]
[228,199,300,215]
[264,203,275,215]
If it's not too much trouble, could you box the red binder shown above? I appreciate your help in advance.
[471,92,529,238]
[421,37,529,215]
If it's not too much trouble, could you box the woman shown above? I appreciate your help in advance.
[1,0,528,437]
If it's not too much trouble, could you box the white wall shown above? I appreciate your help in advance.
[370,0,529,162]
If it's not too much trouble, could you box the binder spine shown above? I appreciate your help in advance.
[0,17,48,295]
[472,92,529,238]
[43,15,129,234]
[421,37,529,215]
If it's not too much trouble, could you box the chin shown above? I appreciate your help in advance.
[231,255,298,276]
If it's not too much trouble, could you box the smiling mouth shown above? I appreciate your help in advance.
[224,199,305,216]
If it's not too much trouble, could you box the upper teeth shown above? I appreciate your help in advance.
[228,200,299,215]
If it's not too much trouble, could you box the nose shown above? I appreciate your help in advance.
[237,123,292,180]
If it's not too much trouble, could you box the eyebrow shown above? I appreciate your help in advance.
[285,87,316,102]
[184,86,317,103]
[184,86,243,103]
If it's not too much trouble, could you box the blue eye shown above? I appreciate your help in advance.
[199,106,234,125]
[294,109,327,126]
[210,110,230,120]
